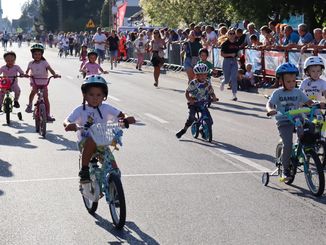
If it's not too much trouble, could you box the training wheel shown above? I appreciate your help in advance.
[262,172,269,186]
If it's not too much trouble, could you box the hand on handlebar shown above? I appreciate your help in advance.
[53,74,61,78]
[188,97,196,105]
[64,123,78,132]
[267,110,277,117]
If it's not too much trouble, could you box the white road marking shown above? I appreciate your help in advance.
[144,113,169,124]
[66,75,74,80]
[107,95,121,101]
[0,170,263,183]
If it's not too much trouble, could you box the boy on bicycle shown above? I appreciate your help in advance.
[176,63,218,139]
[266,63,321,181]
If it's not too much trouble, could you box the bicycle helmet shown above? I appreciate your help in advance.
[81,75,108,97]
[275,62,299,77]
[193,63,209,74]
[3,51,16,59]
[30,43,44,54]
[304,56,325,71]
[87,50,98,57]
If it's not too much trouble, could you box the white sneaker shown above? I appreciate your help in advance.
[220,83,225,91]
[280,171,292,182]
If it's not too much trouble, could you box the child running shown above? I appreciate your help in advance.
[176,63,218,139]
[266,62,321,181]
[299,56,326,101]
[81,50,108,76]
[0,51,25,110]
[63,75,135,183]
[79,44,88,78]
[25,44,60,122]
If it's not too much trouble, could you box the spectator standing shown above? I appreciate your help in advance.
[92,27,107,64]
[134,33,147,71]
[107,30,120,70]
[150,30,166,87]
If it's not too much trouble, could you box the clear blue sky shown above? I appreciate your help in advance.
[2,0,26,21]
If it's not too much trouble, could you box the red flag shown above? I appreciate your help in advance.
[117,2,128,28]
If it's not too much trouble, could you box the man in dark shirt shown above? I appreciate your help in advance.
[107,30,120,69]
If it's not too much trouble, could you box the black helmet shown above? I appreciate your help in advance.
[3,51,16,59]
[30,43,45,54]
[81,75,108,97]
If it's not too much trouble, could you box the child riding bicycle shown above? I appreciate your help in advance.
[63,75,135,183]
[266,62,324,181]
[176,63,218,139]
[81,50,108,77]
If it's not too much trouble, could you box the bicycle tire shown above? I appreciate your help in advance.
[315,140,326,168]
[191,121,199,138]
[303,150,325,197]
[39,104,47,137]
[108,173,126,229]
[203,119,213,142]
[81,181,99,214]
[275,142,296,185]
[4,98,11,125]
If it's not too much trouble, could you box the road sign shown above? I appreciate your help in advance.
[86,19,95,28]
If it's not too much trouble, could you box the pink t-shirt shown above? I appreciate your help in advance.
[27,60,51,85]
[0,65,24,83]
[82,62,101,75]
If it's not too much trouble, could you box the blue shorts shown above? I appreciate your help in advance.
[184,57,193,70]
[96,49,105,60]
[110,50,118,58]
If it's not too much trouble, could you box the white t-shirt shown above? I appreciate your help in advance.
[66,103,121,141]
[244,71,255,85]
[92,33,107,50]
[134,38,146,53]
[208,31,217,42]
[299,78,326,101]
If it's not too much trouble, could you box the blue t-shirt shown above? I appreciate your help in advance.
[283,31,299,45]
[298,32,313,45]
[268,88,309,123]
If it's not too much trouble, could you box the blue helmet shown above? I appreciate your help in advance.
[81,75,108,97]
[275,62,299,77]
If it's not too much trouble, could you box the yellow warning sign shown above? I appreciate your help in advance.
[86,19,95,28]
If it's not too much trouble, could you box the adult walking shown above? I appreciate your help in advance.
[181,30,202,81]
[220,29,241,101]
[92,27,107,64]
[150,30,166,87]
[107,30,120,70]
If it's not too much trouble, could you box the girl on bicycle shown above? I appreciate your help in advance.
[63,75,135,183]
[81,50,108,77]
[25,44,60,122]
[0,51,25,110]
[176,63,218,139]
[266,63,319,181]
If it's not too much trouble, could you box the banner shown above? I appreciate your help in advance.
[264,50,286,76]
[288,51,312,79]
[117,2,128,28]
[245,49,262,73]
[212,48,223,69]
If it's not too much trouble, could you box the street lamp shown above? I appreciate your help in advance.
[57,0,75,31]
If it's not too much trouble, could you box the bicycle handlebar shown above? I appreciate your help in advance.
[26,75,61,87]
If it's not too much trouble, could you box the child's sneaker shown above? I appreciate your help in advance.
[47,115,56,122]
[25,104,33,113]
[79,168,90,183]
[279,170,292,182]
[14,101,20,108]
[176,129,186,139]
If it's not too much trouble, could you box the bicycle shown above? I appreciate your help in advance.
[190,100,214,142]
[262,106,325,197]
[78,121,132,229]
[29,75,60,137]
[0,76,23,124]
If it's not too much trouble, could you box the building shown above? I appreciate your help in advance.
[113,0,141,27]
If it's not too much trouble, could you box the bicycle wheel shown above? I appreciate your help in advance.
[4,98,11,125]
[81,181,100,214]
[202,119,213,142]
[315,140,326,168]
[39,104,47,137]
[275,142,296,185]
[108,173,126,229]
[191,121,199,138]
[303,150,325,197]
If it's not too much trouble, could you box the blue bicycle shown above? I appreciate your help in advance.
[191,101,213,142]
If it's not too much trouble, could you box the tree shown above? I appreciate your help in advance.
[18,0,41,32]
[101,0,112,28]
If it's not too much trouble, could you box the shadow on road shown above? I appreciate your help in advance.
[237,100,266,108]
[0,131,37,149]
[93,214,159,244]
[156,86,185,94]
[0,159,14,197]
[45,133,77,151]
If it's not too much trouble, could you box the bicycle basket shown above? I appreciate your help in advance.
[0,78,11,90]
[89,123,123,146]
[299,121,319,144]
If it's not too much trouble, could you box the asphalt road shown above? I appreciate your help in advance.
[0,43,326,245]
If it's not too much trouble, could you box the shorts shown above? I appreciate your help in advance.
[110,50,118,58]
[96,48,105,60]
[184,57,194,70]
[151,52,164,67]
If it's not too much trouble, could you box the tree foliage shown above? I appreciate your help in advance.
[140,0,326,30]
[100,0,112,28]
[17,0,40,31]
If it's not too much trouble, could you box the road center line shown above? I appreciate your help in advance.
[0,171,263,183]
[144,113,169,124]
[66,75,74,80]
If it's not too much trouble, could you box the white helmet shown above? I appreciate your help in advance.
[193,63,209,74]
[304,56,325,71]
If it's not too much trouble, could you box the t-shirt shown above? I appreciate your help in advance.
[65,103,121,141]
[92,33,107,50]
[221,40,240,55]
[283,32,299,45]
[82,62,101,75]
[298,32,314,45]
[186,79,214,102]
[268,88,309,123]
[244,71,255,85]
[27,60,51,85]
[134,38,146,53]
[299,78,326,101]
[107,36,120,51]
[0,65,24,84]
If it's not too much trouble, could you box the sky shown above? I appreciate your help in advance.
[2,0,27,21]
